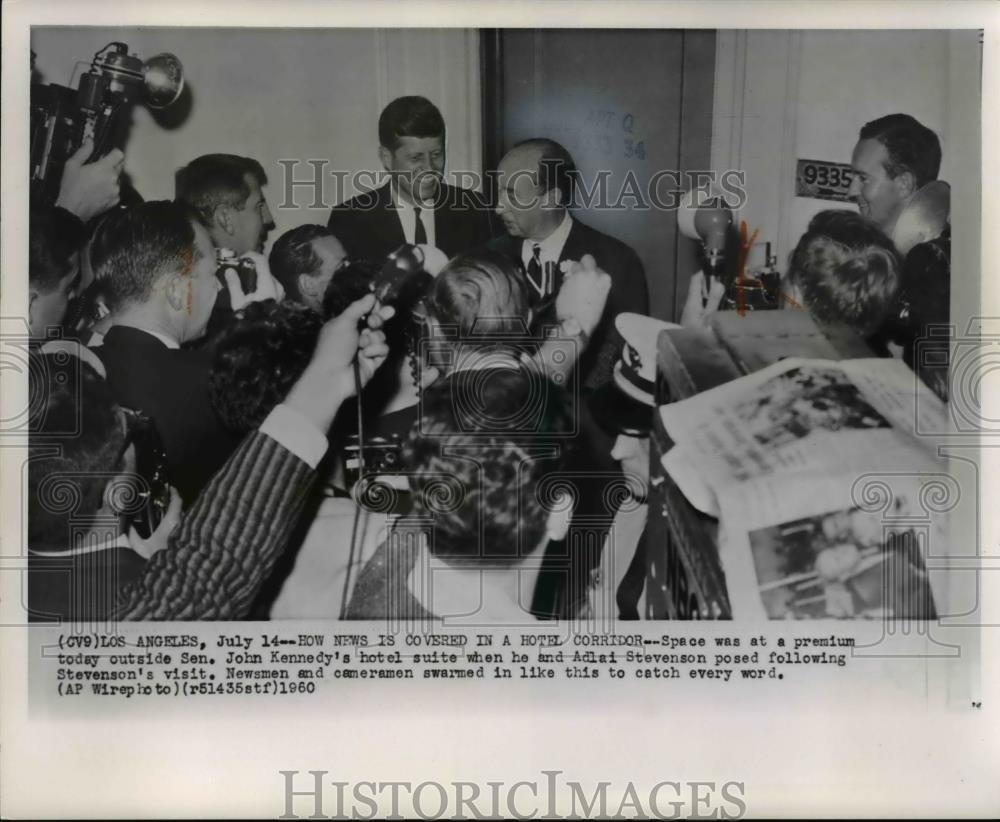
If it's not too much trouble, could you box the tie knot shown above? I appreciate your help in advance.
[532,243,541,259]
[414,207,422,217]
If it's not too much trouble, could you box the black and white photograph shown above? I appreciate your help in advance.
[731,365,891,449]
[18,22,971,624]
[748,503,938,620]
[2,1,997,818]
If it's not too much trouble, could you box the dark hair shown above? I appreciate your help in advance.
[28,353,125,546]
[404,368,572,566]
[269,224,336,302]
[859,114,942,189]
[175,154,267,226]
[511,138,577,206]
[29,205,87,293]
[378,96,446,151]
[81,206,133,307]
[91,200,203,312]
[788,210,902,337]
[424,250,532,340]
[899,229,951,402]
[208,299,323,434]
[321,258,378,320]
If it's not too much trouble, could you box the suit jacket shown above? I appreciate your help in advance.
[328,182,497,262]
[94,326,242,505]
[28,539,147,624]
[488,217,649,390]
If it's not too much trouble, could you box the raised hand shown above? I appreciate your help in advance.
[556,253,612,339]
[55,139,124,222]
[679,270,725,329]
[283,293,395,432]
[225,251,286,310]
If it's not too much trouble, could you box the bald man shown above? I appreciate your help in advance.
[489,138,648,391]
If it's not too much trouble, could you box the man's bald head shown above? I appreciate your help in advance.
[495,138,576,240]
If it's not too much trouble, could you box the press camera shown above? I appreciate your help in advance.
[30,42,184,205]
[215,248,258,296]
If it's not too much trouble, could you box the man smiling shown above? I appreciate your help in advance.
[328,96,495,261]
[847,113,942,235]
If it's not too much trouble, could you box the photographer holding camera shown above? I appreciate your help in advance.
[29,290,393,623]
[52,138,125,224]
[91,200,283,505]
[176,154,275,256]
[175,153,280,329]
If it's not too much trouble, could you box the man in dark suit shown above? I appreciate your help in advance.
[488,139,650,617]
[29,292,392,622]
[328,96,495,262]
[91,201,278,504]
[847,113,941,238]
[489,138,649,391]
[175,153,277,331]
[176,153,275,256]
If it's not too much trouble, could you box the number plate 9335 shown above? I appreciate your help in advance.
[795,158,854,202]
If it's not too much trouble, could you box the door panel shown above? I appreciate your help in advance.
[490,29,716,321]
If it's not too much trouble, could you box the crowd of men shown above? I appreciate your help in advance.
[25,94,950,624]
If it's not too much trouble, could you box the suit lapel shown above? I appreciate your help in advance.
[558,219,586,265]
[545,218,589,294]
[103,325,169,357]
[374,183,406,252]
[434,184,455,254]
[494,233,523,263]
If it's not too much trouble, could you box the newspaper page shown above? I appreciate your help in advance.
[715,470,950,623]
[659,357,945,515]
[2,2,997,820]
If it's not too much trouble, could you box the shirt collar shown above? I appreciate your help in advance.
[523,211,573,264]
[112,325,179,349]
[391,184,429,214]
[144,329,181,350]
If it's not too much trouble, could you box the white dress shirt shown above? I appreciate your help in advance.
[520,210,573,271]
[393,188,437,248]
[101,324,180,350]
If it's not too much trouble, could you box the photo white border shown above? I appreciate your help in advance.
[3,1,999,817]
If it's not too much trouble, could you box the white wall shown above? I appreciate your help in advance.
[31,27,482,253]
[713,29,980,273]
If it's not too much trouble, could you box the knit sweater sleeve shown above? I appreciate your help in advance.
[113,431,315,621]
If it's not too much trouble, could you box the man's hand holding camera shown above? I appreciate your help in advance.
[224,251,286,310]
[128,487,183,560]
[55,138,124,222]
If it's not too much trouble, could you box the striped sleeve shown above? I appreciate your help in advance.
[113,431,315,621]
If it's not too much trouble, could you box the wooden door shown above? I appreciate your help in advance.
[483,29,716,321]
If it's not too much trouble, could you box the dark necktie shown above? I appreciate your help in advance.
[527,243,543,295]
[414,207,427,245]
